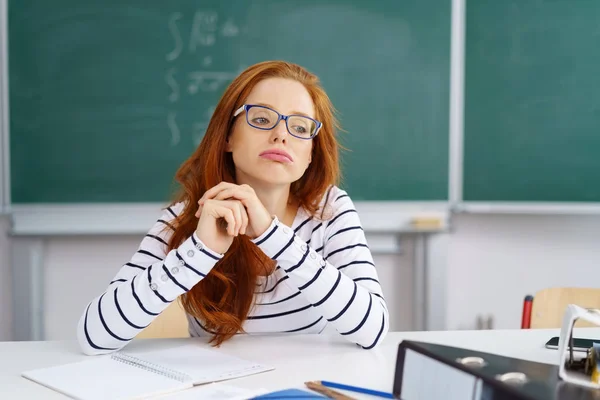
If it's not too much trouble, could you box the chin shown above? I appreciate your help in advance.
[258,174,298,186]
[246,170,303,186]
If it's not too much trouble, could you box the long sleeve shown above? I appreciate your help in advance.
[76,205,223,355]
[251,192,389,349]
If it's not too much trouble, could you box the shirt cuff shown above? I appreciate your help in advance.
[148,233,223,294]
[250,216,296,259]
[189,232,224,259]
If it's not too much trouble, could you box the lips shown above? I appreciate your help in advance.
[259,149,293,163]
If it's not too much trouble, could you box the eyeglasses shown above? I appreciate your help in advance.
[233,104,322,140]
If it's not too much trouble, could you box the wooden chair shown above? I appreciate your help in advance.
[521,287,600,329]
[136,300,190,339]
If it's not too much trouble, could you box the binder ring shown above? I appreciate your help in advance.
[495,372,528,385]
[111,352,190,382]
[456,356,487,368]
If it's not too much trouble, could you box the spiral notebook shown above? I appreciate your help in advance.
[22,344,274,400]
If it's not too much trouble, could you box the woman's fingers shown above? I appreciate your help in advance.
[230,200,243,235]
[204,199,248,236]
[200,183,255,205]
[239,201,248,235]
[212,188,237,201]
[199,182,236,204]
[217,206,236,236]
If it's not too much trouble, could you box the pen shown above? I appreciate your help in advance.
[305,381,357,400]
[318,380,395,399]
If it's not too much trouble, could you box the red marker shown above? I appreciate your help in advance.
[521,295,533,329]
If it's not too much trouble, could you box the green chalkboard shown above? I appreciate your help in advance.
[9,0,450,203]
[464,0,600,202]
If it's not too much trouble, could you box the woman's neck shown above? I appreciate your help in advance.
[255,185,297,226]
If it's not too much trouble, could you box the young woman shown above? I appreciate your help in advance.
[77,61,389,355]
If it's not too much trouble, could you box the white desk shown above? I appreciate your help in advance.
[2,328,598,399]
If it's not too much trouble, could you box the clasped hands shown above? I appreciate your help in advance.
[194,182,273,254]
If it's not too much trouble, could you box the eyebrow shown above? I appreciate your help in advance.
[254,102,313,118]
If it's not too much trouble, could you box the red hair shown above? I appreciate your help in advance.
[167,61,341,345]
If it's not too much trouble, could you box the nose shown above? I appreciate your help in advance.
[269,118,288,143]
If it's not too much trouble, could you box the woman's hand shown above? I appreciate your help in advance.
[195,198,249,254]
[196,182,273,239]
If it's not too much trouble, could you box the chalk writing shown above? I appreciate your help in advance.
[189,11,218,51]
[165,10,241,146]
[188,71,239,94]
[166,12,183,61]
[167,112,181,146]
[165,68,179,103]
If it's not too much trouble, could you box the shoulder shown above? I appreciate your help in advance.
[317,186,357,222]
[148,201,186,234]
[164,201,186,220]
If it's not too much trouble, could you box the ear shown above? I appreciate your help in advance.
[225,137,233,152]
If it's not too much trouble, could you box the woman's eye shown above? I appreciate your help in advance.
[252,117,270,125]
[293,126,307,134]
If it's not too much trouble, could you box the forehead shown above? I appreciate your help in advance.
[245,77,315,117]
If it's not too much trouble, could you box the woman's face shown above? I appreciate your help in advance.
[226,77,315,188]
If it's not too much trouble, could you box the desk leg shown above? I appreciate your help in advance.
[11,238,44,340]
[412,233,428,331]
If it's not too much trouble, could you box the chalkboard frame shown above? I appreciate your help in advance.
[1,0,452,235]
[0,0,8,214]
[452,0,600,209]
[455,0,600,214]
[4,0,600,236]
[7,0,452,205]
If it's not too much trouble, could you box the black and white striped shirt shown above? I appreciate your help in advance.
[76,186,389,354]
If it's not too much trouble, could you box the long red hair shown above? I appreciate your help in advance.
[167,61,341,345]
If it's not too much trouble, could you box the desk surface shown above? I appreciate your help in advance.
[3,328,599,399]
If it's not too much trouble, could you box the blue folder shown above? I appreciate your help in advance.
[252,388,325,399]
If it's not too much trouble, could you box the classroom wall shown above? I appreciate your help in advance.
[2,213,600,340]
[41,233,415,340]
[446,213,600,330]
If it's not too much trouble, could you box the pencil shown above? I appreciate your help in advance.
[305,381,357,400]
[319,380,395,399]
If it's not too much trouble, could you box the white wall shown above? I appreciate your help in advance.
[446,213,600,330]
[0,215,11,341]
[42,233,415,340]
[4,213,600,340]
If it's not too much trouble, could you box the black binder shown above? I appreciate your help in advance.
[393,340,599,400]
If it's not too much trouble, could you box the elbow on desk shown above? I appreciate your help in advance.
[353,311,390,350]
[361,326,389,350]
[75,312,123,356]
[354,330,388,350]
[77,342,110,356]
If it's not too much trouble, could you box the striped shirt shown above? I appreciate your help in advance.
[76,186,389,355]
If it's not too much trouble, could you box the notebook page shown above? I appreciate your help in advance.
[122,344,274,385]
[22,356,191,400]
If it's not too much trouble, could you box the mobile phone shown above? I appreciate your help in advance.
[545,336,599,351]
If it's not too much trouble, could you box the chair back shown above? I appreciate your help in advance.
[530,287,600,329]
[136,300,190,339]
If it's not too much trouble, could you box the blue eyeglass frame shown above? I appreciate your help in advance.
[233,104,322,140]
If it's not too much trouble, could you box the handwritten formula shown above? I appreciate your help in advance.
[164,10,242,147]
